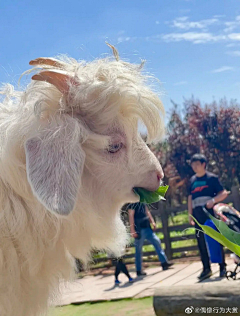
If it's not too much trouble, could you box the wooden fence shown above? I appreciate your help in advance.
[91,186,240,268]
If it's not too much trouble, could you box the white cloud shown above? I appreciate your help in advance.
[213,15,225,18]
[174,81,187,86]
[117,30,125,35]
[113,15,240,46]
[160,14,240,45]
[162,32,226,44]
[211,66,234,73]
[179,9,191,14]
[226,43,240,47]
[169,17,218,30]
[226,50,240,56]
[224,16,240,32]
[228,33,240,41]
[176,16,188,22]
[117,36,132,43]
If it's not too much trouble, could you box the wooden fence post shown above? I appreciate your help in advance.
[231,185,240,209]
[159,203,172,260]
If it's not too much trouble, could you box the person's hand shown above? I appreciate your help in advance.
[152,223,157,231]
[206,199,215,209]
[189,216,195,226]
[132,232,138,239]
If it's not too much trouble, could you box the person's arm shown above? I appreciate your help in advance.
[206,176,228,209]
[145,206,156,230]
[206,189,228,209]
[128,209,138,238]
[188,195,195,226]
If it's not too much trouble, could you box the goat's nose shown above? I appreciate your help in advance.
[149,169,164,191]
[142,169,164,192]
[157,170,164,182]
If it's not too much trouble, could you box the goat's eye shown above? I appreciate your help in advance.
[107,143,123,154]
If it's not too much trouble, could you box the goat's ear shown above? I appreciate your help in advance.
[32,70,77,94]
[24,118,85,216]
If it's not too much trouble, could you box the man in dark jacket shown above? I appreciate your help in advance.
[188,154,228,280]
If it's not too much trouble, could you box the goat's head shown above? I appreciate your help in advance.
[23,51,164,227]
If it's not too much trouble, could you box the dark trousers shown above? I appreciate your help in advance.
[113,258,131,280]
[196,229,226,271]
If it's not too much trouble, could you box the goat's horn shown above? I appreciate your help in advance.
[139,59,146,70]
[105,42,119,61]
[32,70,75,94]
[29,58,65,69]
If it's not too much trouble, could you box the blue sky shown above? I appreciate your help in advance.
[1,0,240,118]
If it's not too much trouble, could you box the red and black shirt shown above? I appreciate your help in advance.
[189,171,224,224]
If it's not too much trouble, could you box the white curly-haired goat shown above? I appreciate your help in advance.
[0,45,164,316]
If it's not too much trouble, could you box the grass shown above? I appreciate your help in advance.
[49,297,155,316]
[168,211,189,226]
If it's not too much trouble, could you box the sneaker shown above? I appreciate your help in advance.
[162,262,174,271]
[137,271,147,276]
[115,279,121,285]
[129,277,134,283]
[198,269,212,280]
[219,268,226,278]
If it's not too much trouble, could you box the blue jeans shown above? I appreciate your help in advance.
[135,227,168,272]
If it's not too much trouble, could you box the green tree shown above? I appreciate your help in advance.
[152,97,240,193]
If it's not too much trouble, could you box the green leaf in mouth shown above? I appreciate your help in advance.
[133,185,169,204]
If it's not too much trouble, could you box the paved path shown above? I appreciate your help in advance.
[55,258,239,306]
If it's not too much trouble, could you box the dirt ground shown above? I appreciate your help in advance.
[79,255,200,278]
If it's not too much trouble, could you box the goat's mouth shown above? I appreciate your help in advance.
[132,186,169,204]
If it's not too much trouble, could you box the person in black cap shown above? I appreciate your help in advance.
[188,153,228,280]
